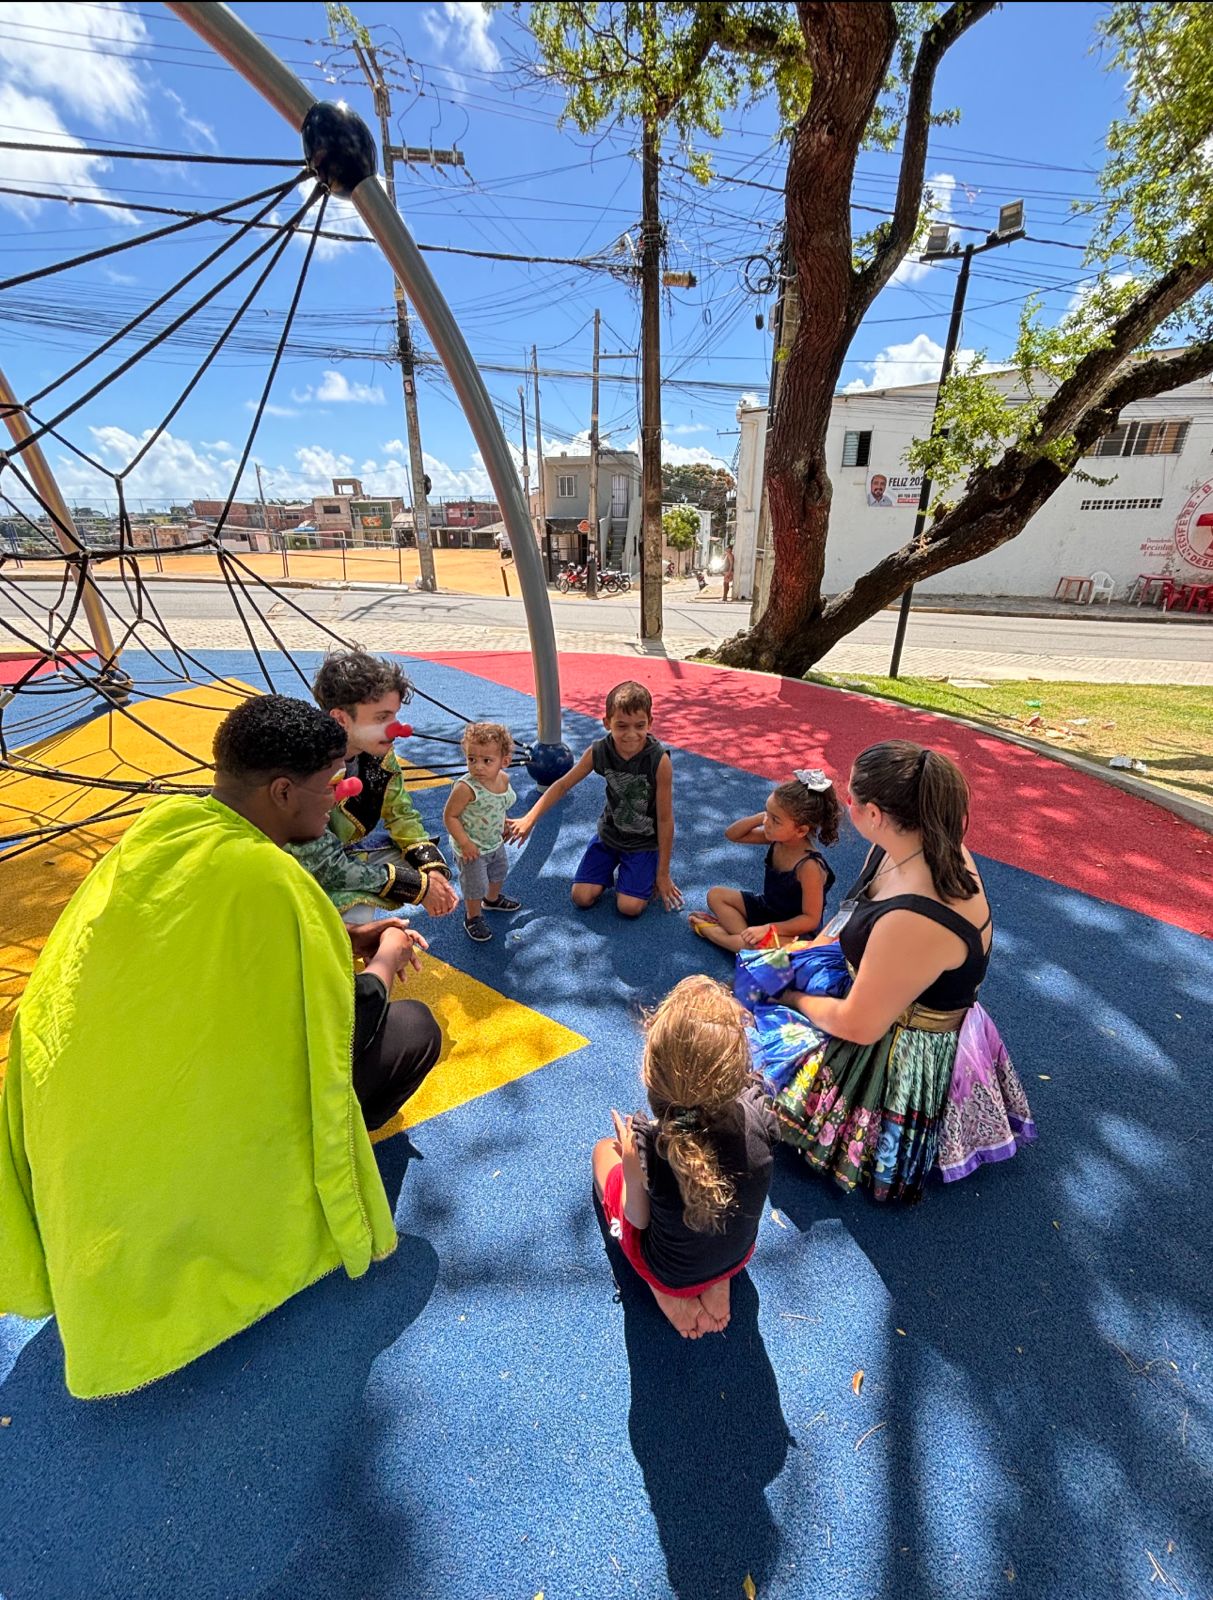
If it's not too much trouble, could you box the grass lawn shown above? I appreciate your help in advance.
[806,673,1213,806]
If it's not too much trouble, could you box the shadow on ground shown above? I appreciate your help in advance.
[0,1144,437,1600]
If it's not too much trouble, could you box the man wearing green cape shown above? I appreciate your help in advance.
[0,695,443,1399]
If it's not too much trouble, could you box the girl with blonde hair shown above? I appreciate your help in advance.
[592,976,778,1339]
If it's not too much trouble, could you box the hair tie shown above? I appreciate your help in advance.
[668,1108,702,1134]
[793,767,832,791]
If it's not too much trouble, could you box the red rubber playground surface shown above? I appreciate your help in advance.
[419,650,1213,939]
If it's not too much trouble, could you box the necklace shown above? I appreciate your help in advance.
[872,846,923,880]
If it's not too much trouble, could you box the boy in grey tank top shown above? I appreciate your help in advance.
[508,681,682,918]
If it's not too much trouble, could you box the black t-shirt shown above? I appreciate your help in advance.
[633,1084,778,1289]
[591,734,664,853]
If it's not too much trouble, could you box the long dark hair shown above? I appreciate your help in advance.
[850,740,979,901]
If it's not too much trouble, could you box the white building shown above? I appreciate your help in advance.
[735,362,1213,609]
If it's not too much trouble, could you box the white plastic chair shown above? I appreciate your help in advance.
[1087,570,1116,605]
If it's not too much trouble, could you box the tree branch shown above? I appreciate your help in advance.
[815,339,1213,647]
[854,0,997,309]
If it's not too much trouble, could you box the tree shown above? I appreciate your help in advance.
[662,503,700,551]
[527,2,1213,676]
[661,462,734,540]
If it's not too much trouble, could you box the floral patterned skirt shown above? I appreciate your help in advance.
[756,1001,1035,1206]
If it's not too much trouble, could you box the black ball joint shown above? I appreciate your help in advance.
[302,101,377,198]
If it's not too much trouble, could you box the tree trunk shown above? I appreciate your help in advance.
[718,3,895,671]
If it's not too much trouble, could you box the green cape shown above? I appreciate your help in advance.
[0,795,397,1399]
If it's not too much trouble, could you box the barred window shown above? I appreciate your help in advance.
[1078,496,1165,511]
[841,429,872,468]
[1089,420,1189,457]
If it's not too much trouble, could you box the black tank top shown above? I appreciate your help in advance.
[761,846,835,922]
[838,847,992,1011]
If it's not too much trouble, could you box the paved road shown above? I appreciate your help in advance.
[4,578,1211,684]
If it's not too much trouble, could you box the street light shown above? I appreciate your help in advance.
[887,200,1026,678]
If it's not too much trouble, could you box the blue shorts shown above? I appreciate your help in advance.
[574,837,658,902]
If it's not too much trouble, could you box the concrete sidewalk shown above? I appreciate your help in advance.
[163,611,1213,686]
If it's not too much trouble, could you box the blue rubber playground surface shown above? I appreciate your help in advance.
[1,649,1210,1600]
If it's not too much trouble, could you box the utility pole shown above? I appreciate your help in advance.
[639,113,663,640]
[888,205,1024,677]
[253,461,269,529]
[518,383,530,519]
[586,307,601,599]
[353,40,465,594]
[532,344,548,578]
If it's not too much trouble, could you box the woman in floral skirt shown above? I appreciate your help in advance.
[752,740,1035,1205]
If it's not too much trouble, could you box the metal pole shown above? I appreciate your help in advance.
[168,0,564,750]
[0,365,125,691]
[888,243,973,679]
[518,381,530,527]
[532,345,548,579]
[639,109,663,641]
[358,40,439,594]
[586,308,601,599]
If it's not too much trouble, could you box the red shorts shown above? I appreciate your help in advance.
[601,1163,755,1300]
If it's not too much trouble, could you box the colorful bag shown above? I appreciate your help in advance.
[734,938,851,1009]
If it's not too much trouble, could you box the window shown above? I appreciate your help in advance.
[1079,496,1164,512]
[842,429,872,468]
[321,503,341,515]
[556,474,576,498]
[1089,420,1190,457]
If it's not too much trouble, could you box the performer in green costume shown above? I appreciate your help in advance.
[0,695,442,1399]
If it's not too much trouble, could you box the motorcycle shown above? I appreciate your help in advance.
[599,568,631,594]
[555,562,587,594]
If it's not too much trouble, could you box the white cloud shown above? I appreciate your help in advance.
[892,172,960,286]
[202,439,234,453]
[667,422,708,436]
[843,331,982,393]
[738,391,762,410]
[383,438,406,456]
[0,2,150,128]
[289,180,377,262]
[624,436,730,471]
[162,87,217,151]
[244,400,299,419]
[52,426,245,505]
[422,2,501,71]
[292,370,386,406]
[0,85,138,226]
[103,267,138,287]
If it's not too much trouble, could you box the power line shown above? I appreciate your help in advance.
[0,182,636,274]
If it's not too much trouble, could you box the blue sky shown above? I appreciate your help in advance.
[0,1,1125,514]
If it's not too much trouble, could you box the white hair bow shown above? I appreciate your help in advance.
[793,767,832,791]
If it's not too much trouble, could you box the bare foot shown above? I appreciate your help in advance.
[651,1286,706,1338]
[699,1277,731,1334]
[698,921,742,953]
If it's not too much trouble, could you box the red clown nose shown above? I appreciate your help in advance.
[332,776,363,803]
[385,721,412,740]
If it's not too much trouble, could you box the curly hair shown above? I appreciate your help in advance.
[311,650,412,715]
[770,776,841,847]
[604,679,652,720]
[642,975,753,1234]
[850,739,979,900]
[213,694,346,783]
[462,721,513,761]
